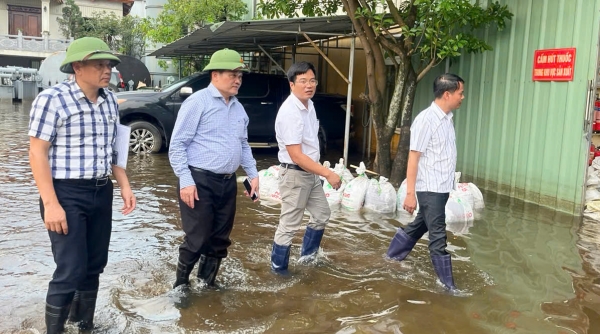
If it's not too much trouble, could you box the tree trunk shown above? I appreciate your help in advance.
[372,60,411,178]
[372,101,392,177]
[390,70,417,186]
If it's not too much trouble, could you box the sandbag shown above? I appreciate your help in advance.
[322,160,349,207]
[363,176,397,213]
[586,187,600,202]
[396,179,419,215]
[593,157,600,171]
[446,196,474,223]
[451,183,475,209]
[588,169,600,187]
[341,162,369,211]
[397,178,483,218]
[586,199,600,212]
[467,183,485,209]
[258,167,281,202]
[334,158,354,182]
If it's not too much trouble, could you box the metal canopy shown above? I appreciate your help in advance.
[148,16,356,166]
[149,16,354,57]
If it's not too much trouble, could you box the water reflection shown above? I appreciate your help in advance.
[0,101,599,333]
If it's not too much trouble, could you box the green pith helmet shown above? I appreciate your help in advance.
[203,48,249,72]
[60,37,121,74]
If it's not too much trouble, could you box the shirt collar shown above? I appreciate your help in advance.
[431,101,453,120]
[208,83,238,104]
[289,93,313,112]
[68,80,107,104]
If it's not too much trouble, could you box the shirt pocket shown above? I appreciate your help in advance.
[236,119,246,140]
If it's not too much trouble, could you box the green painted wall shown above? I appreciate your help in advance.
[413,0,600,214]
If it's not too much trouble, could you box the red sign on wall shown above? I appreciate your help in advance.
[532,48,576,81]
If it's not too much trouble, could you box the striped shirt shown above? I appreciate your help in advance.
[28,81,118,179]
[275,94,320,164]
[168,83,258,188]
[410,102,457,193]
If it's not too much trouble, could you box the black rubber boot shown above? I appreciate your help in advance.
[75,290,98,330]
[45,302,71,334]
[68,291,81,323]
[173,260,194,289]
[197,255,222,287]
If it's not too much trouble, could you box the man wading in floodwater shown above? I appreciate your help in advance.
[387,73,465,291]
[29,37,136,333]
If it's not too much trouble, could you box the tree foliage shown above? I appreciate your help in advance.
[56,0,84,39]
[57,0,145,58]
[138,0,248,75]
[258,0,512,184]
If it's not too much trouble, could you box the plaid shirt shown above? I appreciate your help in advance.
[28,81,118,179]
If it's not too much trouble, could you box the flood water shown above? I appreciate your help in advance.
[1,100,600,334]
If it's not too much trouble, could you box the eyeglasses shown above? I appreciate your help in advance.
[296,79,318,86]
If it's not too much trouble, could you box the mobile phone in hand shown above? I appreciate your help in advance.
[243,178,257,200]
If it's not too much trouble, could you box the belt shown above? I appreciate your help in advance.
[53,176,110,187]
[280,163,305,172]
[189,166,234,179]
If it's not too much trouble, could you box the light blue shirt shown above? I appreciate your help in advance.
[168,83,258,188]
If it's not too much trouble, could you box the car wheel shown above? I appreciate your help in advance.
[128,121,163,154]
[318,126,327,155]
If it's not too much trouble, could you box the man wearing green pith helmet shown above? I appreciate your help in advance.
[28,37,136,333]
[169,48,259,291]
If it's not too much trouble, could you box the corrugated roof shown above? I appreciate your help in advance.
[148,16,354,57]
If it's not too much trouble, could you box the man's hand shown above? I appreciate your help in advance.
[326,172,342,190]
[180,185,199,208]
[44,202,68,235]
[120,186,136,215]
[245,177,260,202]
[403,193,417,214]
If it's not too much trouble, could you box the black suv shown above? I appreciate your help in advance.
[116,72,352,154]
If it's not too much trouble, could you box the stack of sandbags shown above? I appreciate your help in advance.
[396,173,483,223]
[585,159,600,218]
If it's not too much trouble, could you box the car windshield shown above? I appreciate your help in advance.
[161,73,201,93]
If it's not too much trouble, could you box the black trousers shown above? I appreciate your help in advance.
[41,179,113,307]
[404,192,450,256]
[177,169,237,267]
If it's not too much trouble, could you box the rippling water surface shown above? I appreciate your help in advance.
[1,101,599,333]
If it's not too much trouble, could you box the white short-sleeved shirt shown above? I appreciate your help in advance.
[410,102,457,193]
[275,94,320,163]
